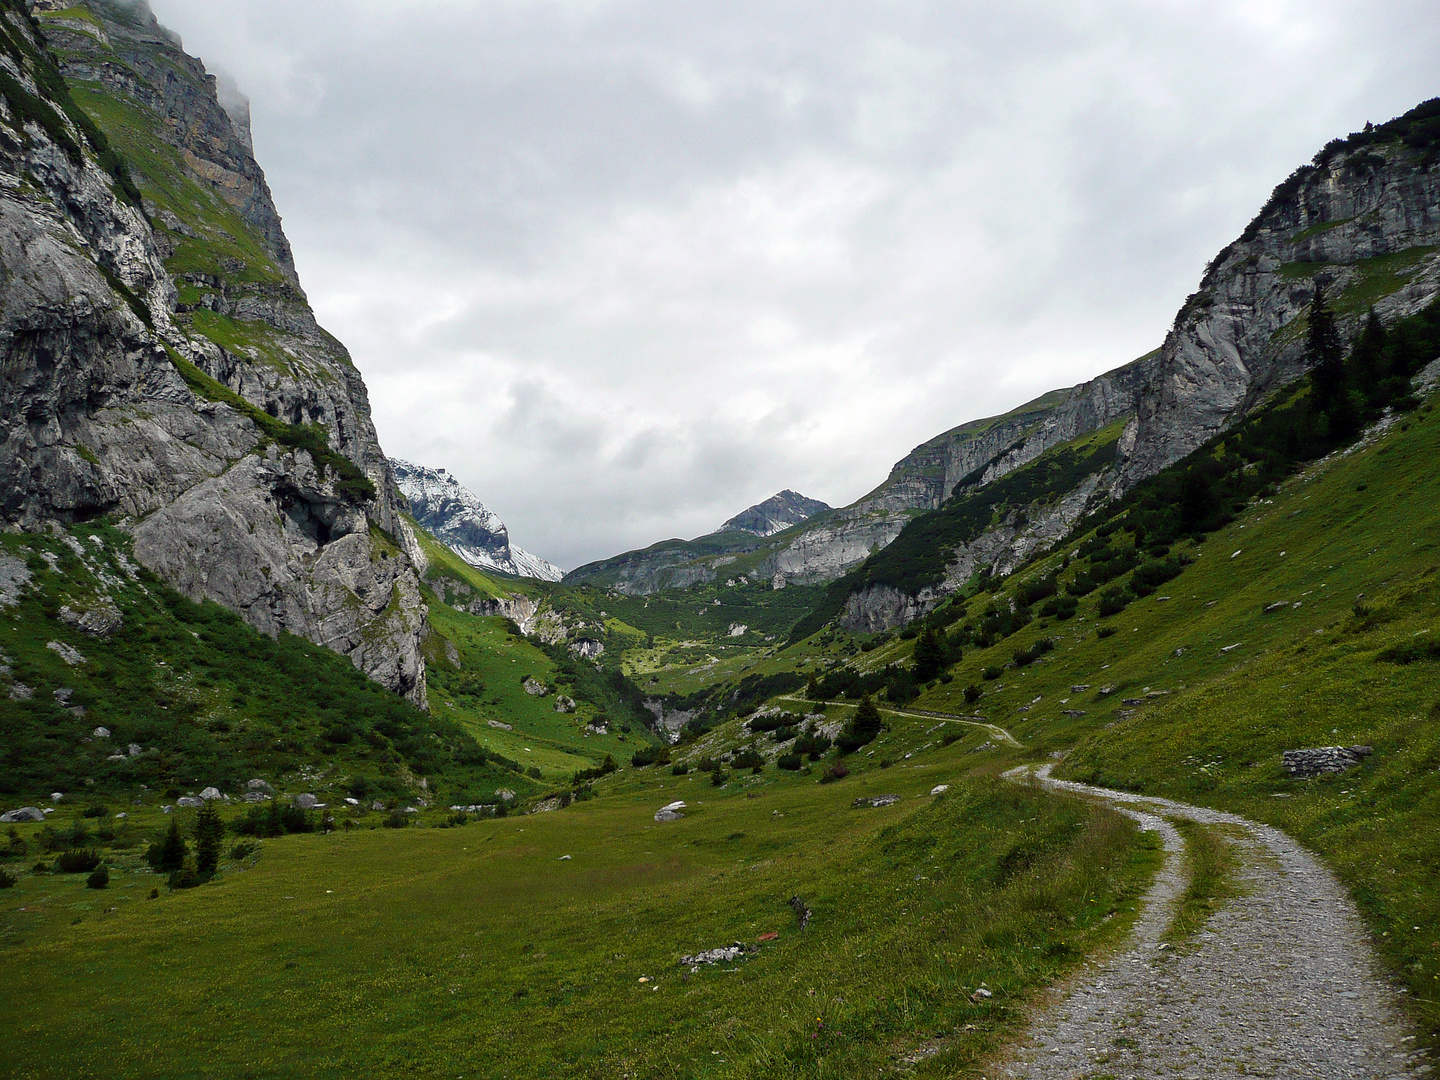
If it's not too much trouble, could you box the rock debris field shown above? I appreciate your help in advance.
[994,765,1431,1080]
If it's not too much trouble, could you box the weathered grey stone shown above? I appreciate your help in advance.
[59,600,123,637]
[0,807,45,823]
[522,677,550,697]
[92,726,110,739]
[0,5,430,707]
[241,792,268,803]
[553,695,576,713]
[1282,746,1373,779]
[245,778,274,794]
[175,796,203,808]
[852,794,901,809]
[294,793,319,809]
[199,786,222,801]
[46,641,86,666]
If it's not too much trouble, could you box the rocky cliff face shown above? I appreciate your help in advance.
[719,490,830,537]
[392,459,563,582]
[1118,114,1440,486]
[839,104,1440,632]
[0,0,429,704]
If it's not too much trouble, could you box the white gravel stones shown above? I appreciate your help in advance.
[997,765,1427,1079]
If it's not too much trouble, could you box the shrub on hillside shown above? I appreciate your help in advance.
[777,753,803,771]
[0,868,15,889]
[982,666,1003,681]
[86,865,109,889]
[82,803,108,819]
[1097,626,1117,639]
[1097,586,1131,617]
[964,683,982,703]
[55,848,101,874]
[819,763,849,784]
[836,695,884,755]
[1013,638,1055,667]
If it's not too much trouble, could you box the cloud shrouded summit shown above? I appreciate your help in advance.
[148,0,1440,570]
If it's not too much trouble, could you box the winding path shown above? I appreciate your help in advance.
[775,696,1022,746]
[996,765,1428,1079]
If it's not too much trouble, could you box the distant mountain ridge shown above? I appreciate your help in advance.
[719,491,830,537]
[391,460,564,582]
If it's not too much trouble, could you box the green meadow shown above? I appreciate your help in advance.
[0,754,1157,1079]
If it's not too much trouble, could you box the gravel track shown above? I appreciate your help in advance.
[995,765,1431,1080]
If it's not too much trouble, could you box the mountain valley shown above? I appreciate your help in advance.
[0,2,1437,1077]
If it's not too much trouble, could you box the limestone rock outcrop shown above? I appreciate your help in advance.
[0,1,428,704]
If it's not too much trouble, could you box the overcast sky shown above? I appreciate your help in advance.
[147,0,1439,570]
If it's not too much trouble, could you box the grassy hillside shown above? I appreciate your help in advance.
[0,749,1158,1079]
[817,378,1440,1046]
[0,524,539,808]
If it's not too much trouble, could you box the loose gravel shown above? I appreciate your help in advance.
[994,765,1431,1080]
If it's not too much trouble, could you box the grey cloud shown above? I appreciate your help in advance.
[148,0,1440,569]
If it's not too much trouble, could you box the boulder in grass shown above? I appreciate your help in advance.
[1282,746,1373,779]
[654,800,686,822]
[294,794,320,810]
[246,779,274,795]
[0,807,45,823]
[199,787,223,801]
[175,796,204,808]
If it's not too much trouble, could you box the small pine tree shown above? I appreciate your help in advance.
[194,800,224,875]
[912,625,945,683]
[1351,307,1387,393]
[836,694,884,754]
[806,673,820,700]
[1306,285,1345,412]
[157,817,188,872]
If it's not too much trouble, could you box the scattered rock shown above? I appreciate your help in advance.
[242,792,269,803]
[654,800,687,823]
[246,779,274,794]
[371,800,386,811]
[1264,601,1289,612]
[114,812,126,820]
[495,789,516,802]
[9,683,33,701]
[294,794,320,809]
[199,787,223,801]
[58,600,123,638]
[522,677,550,697]
[852,794,901,809]
[175,796,203,808]
[558,855,572,861]
[585,721,608,735]
[107,753,127,761]
[728,623,748,638]
[1070,684,1091,692]
[45,641,86,666]
[128,743,142,757]
[1283,746,1373,779]
[1063,709,1087,718]
[1220,642,1244,653]
[790,895,812,931]
[344,798,359,806]
[680,942,751,967]
[1098,685,1117,695]
[50,792,64,803]
[92,726,110,739]
[553,695,576,714]
[1122,698,1144,706]
[488,719,514,731]
[530,797,562,814]
[0,807,45,823]
[970,986,994,1002]
[930,784,950,796]
[568,638,604,661]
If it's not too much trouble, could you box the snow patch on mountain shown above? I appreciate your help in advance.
[391,460,564,582]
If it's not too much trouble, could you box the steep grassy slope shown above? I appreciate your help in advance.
[843,385,1440,1045]
[0,524,539,806]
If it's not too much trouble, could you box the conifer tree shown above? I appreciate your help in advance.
[1306,285,1345,412]
[194,800,223,875]
[157,817,187,872]
[912,625,945,683]
[836,694,884,754]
